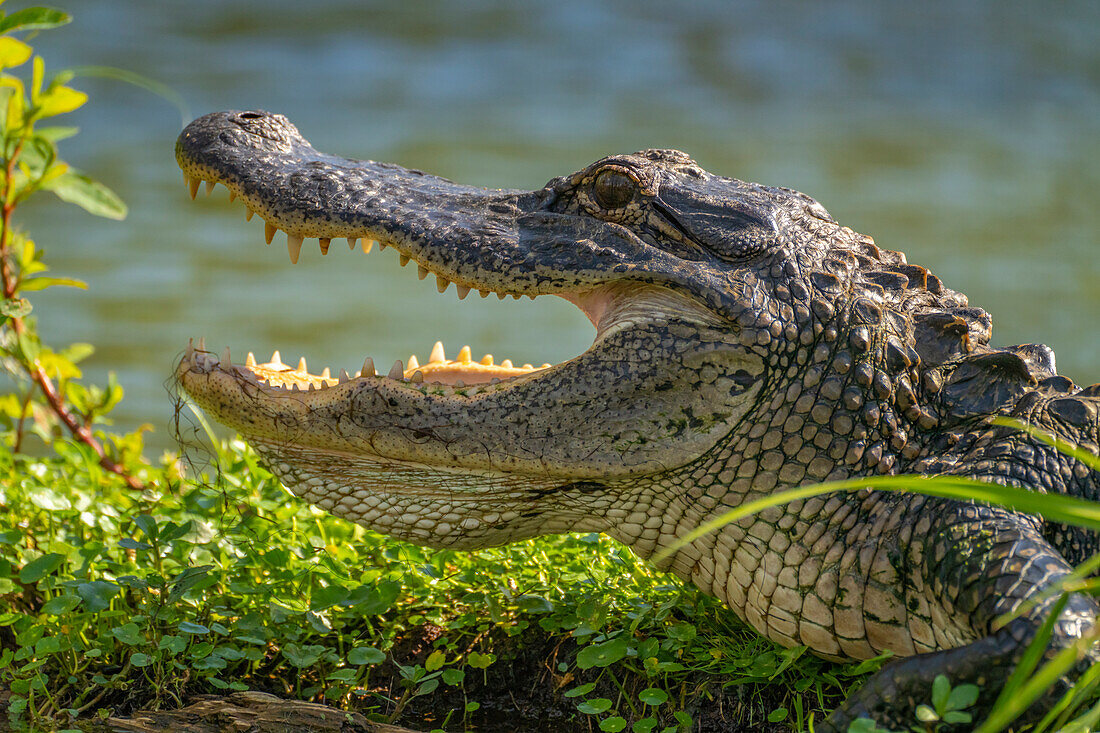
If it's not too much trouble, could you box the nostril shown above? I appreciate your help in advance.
[238,111,264,120]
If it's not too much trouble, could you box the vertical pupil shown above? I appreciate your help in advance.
[595,171,634,208]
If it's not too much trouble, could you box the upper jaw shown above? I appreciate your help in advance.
[175,110,721,303]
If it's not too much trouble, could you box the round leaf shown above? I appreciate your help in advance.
[467,651,494,669]
[19,552,64,583]
[348,646,385,666]
[577,698,612,715]
[576,637,629,670]
[40,594,81,615]
[946,683,980,710]
[425,649,445,671]
[111,623,143,646]
[638,688,668,706]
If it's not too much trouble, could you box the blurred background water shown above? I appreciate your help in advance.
[20,0,1100,452]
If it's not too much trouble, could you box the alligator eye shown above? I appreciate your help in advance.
[593,169,636,209]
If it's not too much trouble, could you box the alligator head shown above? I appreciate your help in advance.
[174,110,1052,554]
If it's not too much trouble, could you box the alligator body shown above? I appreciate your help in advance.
[175,111,1100,730]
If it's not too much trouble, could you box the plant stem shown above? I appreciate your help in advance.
[0,138,143,489]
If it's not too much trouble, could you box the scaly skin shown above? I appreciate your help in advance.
[175,111,1100,729]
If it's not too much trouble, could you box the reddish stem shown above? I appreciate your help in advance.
[0,136,144,490]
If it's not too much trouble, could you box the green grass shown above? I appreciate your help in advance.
[1,421,1099,732]
[0,434,880,733]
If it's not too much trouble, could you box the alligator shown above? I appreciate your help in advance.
[174,110,1100,731]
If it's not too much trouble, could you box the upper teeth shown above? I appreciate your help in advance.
[183,173,518,304]
[180,173,554,389]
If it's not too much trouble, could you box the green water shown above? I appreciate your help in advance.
[20,1,1100,450]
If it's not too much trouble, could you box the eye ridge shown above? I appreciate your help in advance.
[593,168,637,210]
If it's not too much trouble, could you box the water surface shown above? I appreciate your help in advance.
[21,1,1100,450]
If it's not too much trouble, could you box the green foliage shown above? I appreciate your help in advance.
[0,2,140,491]
[0,434,875,730]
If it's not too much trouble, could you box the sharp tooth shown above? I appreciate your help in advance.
[478,289,489,298]
[454,379,466,388]
[512,294,521,300]
[347,238,358,251]
[410,370,424,383]
[308,383,317,391]
[436,275,450,293]
[379,242,387,251]
[298,357,308,372]
[408,355,420,370]
[221,346,231,364]
[287,234,304,264]
[291,383,300,392]
[265,222,277,244]
[458,345,471,363]
[361,356,375,376]
[228,190,237,203]
[400,254,410,267]
[198,337,206,351]
[245,208,255,221]
[387,359,404,380]
[246,352,256,367]
[204,180,215,195]
[319,238,331,255]
[362,239,374,254]
[339,369,350,383]
[501,359,513,368]
[430,341,446,363]
[321,367,331,379]
[496,292,505,300]
[418,265,429,280]
[480,354,493,365]
[527,294,536,300]
[271,350,283,366]
[541,363,551,368]
[456,285,470,300]
[185,338,195,361]
[188,177,200,199]
[522,363,533,369]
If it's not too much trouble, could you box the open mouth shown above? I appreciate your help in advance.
[179,172,630,398]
